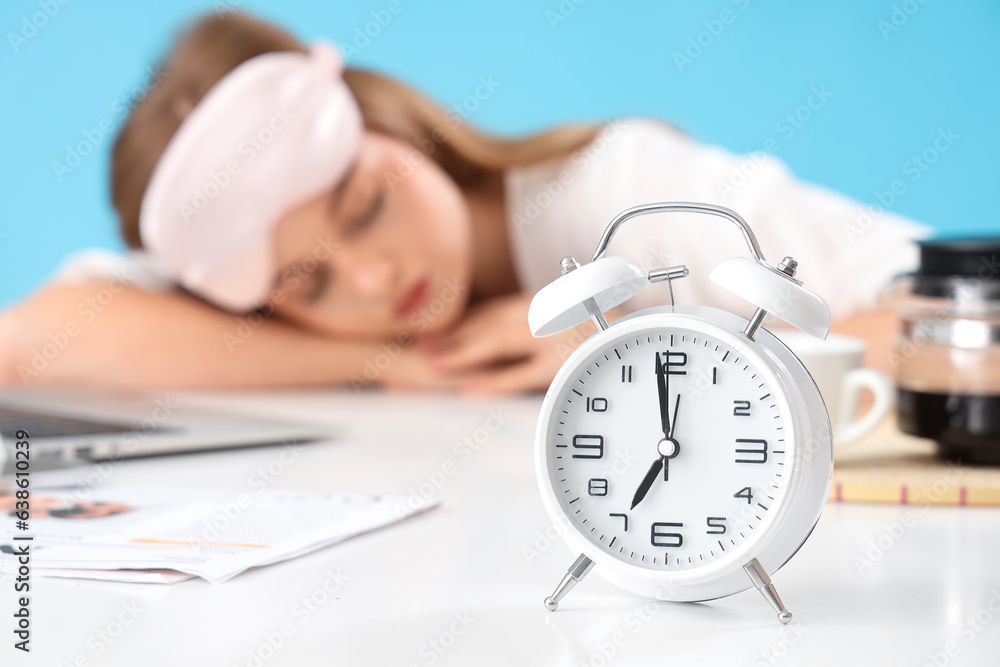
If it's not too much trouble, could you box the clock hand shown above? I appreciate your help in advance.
[663,395,682,481]
[630,456,664,510]
[655,352,670,438]
[669,394,680,439]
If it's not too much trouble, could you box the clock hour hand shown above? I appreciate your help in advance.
[630,456,664,510]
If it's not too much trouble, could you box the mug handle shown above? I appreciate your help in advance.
[835,369,894,444]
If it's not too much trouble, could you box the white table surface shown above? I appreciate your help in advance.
[3,389,999,666]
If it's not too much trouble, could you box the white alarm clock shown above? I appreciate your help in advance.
[529,202,833,624]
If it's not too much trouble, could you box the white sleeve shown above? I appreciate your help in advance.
[50,249,175,292]
[530,119,932,322]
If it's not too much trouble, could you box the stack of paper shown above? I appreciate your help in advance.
[0,483,436,583]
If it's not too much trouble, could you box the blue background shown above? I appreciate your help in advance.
[3,0,998,308]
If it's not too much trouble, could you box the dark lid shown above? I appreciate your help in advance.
[919,237,1000,277]
[914,237,1000,298]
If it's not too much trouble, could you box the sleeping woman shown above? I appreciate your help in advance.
[0,12,926,393]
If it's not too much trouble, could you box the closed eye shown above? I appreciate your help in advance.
[345,187,385,236]
[301,263,331,304]
[327,162,358,218]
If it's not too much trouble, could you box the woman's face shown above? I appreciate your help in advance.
[271,130,473,340]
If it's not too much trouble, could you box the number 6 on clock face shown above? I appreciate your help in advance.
[535,306,832,604]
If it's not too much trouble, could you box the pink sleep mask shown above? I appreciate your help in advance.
[139,42,362,312]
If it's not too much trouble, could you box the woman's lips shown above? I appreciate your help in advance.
[394,275,431,319]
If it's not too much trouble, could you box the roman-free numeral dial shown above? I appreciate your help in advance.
[547,325,789,571]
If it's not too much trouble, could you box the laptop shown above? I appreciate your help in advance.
[0,389,328,468]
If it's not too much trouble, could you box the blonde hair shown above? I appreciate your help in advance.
[112,11,599,248]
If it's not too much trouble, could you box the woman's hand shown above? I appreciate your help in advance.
[362,342,472,393]
[417,293,595,394]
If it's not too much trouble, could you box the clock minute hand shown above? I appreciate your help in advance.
[656,352,670,438]
[630,457,664,510]
[657,346,683,480]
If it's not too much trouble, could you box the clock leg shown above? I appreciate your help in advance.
[543,554,595,611]
[744,558,793,624]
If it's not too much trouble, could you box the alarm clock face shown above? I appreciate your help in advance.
[538,311,805,588]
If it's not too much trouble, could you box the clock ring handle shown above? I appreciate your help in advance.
[590,201,770,270]
[589,201,830,339]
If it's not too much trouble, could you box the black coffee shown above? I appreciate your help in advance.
[897,389,1000,465]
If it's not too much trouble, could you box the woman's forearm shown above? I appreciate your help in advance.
[0,283,384,389]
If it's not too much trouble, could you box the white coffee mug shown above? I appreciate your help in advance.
[779,332,894,444]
